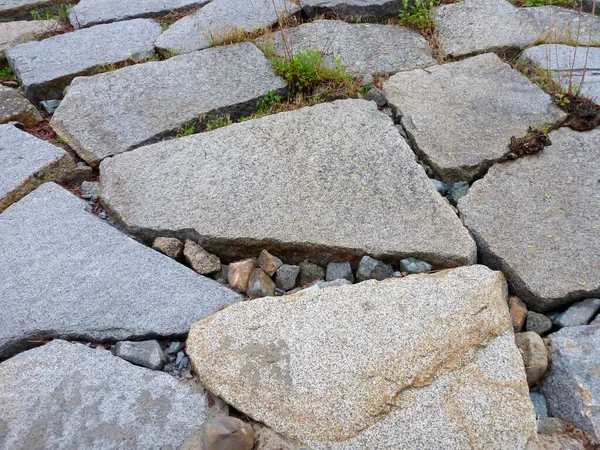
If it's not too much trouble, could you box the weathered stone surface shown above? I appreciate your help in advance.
[100,100,476,267]
[0,340,208,449]
[186,265,536,449]
[6,19,161,102]
[155,0,300,55]
[69,0,209,29]
[326,261,354,283]
[384,53,566,183]
[275,264,299,292]
[556,298,600,328]
[262,20,435,77]
[298,261,325,286]
[400,257,432,274]
[153,236,184,259]
[541,326,600,440]
[434,0,538,58]
[247,268,276,298]
[0,86,41,126]
[80,180,99,201]
[115,339,166,370]
[356,255,393,282]
[459,128,600,311]
[0,183,239,359]
[252,423,304,450]
[228,258,259,293]
[199,416,255,450]
[51,42,286,166]
[510,295,528,333]
[0,0,71,18]
[184,240,221,275]
[531,434,586,450]
[258,250,282,277]
[0,19,62,61]
[301,0,403,19]
[520,45,600,104]
[521,6,600,46]
[527,311,553,336]
[0,124,74,213]
[516,332,548,386]
[530,392,548,419]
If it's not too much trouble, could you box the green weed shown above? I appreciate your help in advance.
[398,0,439,30]
[176,123,195,138]
[510,0,573,6]
[204,114,233,131]
[0,66,14,80]
[30,4,73,21]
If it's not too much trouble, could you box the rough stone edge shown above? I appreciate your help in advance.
[0,0,73,19]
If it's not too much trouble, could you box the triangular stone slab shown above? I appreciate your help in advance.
[186,265,537,448]
[100,99,476,268]
[0,183,240,359]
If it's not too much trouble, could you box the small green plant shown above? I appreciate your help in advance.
[161,23,171,32]
[0,66,14,80]
[204,114,233,131]
[257,90,283,113]
[176,123,195,138]
[30,4,73,21]
[554,91,571,107]
[512,0,572,6]
[55,135,67,144]
[398,0,439,30]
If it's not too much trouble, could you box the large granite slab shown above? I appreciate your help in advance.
[186,265,537,448]
[50,42,286,166]
[69,0,209,29]
[383,53,567,183]
[155,0,300,55]
[0,19,62,62]
[0,340,208,449]
[0,183,240,359]
[520,44,600,103]
[5,19,161,101]
[100,99,476,268]
[301,0,403,20]
[0,124,73,213]
[459,128,600,312]
[541,326,600,440]
[260,20,436,77]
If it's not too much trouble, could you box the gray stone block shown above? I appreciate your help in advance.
[69,0,210,29]
[384,53,566,183]
[520,6,600,46]
[0,340,208,449]
[0,86,42,127]
[459,128,600,311]
[155,0,300,55]
[0,19,63,62]
[275,264,300,291]
[51,42,286,166]
[301,0,403,20]
[6,19,161,102]
[0,124,74,213]
[556,298,600,328]
[115,339,166,370]
[99,100,476,268]
[260,20,435,77]
[326,262,354,283]
[0,183,240,359]
[356,255,393,282]
[400,257,432,274]
[186,265,537,448]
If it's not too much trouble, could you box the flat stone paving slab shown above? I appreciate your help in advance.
[521,6,600,46]
[0,182,240,359]
[186,265,537,449]
[459,128,600,312]
[0,340,208,449]
[520,44,600,103]
[261,20,436,76]
[69,0,209,29]
[0,124,73,213]
[541,325,600,441]
[0,0,71,18]
[6,19,161,102]
[0,85,42,126]
[50,42,286,166]
[155,0,300,55]
[100,99,476,268]
[0,19,62,61]
[301,0,403,20]
[434,0,537,59]
[383,53,567,183]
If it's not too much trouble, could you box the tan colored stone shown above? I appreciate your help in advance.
[228,258,258,293]
[152,237,183,260]
[0,86,42,127]
[527,434,585,450]
[515,332,548,387]
[247,268,276,299]
[509,295,528,332]
[200,416,254,450]
[184,240,221,275]
[258,250,282,277]
[252,423,304,450]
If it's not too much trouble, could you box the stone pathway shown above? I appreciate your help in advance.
[1,0,600,449]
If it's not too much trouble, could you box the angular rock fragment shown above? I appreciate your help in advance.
[0,124,75,212]
[69,0,209,29]
[155,0,300,55]
[384,53,566,183]
[541,326,600,440]
[0,340,208,449]
[275,264,299,292]
[298,261,325,286]
[520,45,600,104]
[228,258,259,293]
[6,19,161,102]
[261,20,435,77]
[301,0,404,20]
[326,261,354,283]
[510,295,528,333]
[0,183,240,359]
[0,85,41,127]
[247,268,276,298]
[100,100,476,267]
[153,236,184,259]
[399,257,432,274]
[434,0,537,58]
[0,19,63,62]
[115,339,166,370]
[527,312,553,336]
[258,250,282,277]
[515,332,548,387]
[459,128,599,311]
[356,255,393,281]
[51,42,286,166]
[556,298,600,328]
[184,240,221,275]
[198,416,255,450]
[186,265,537,448]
